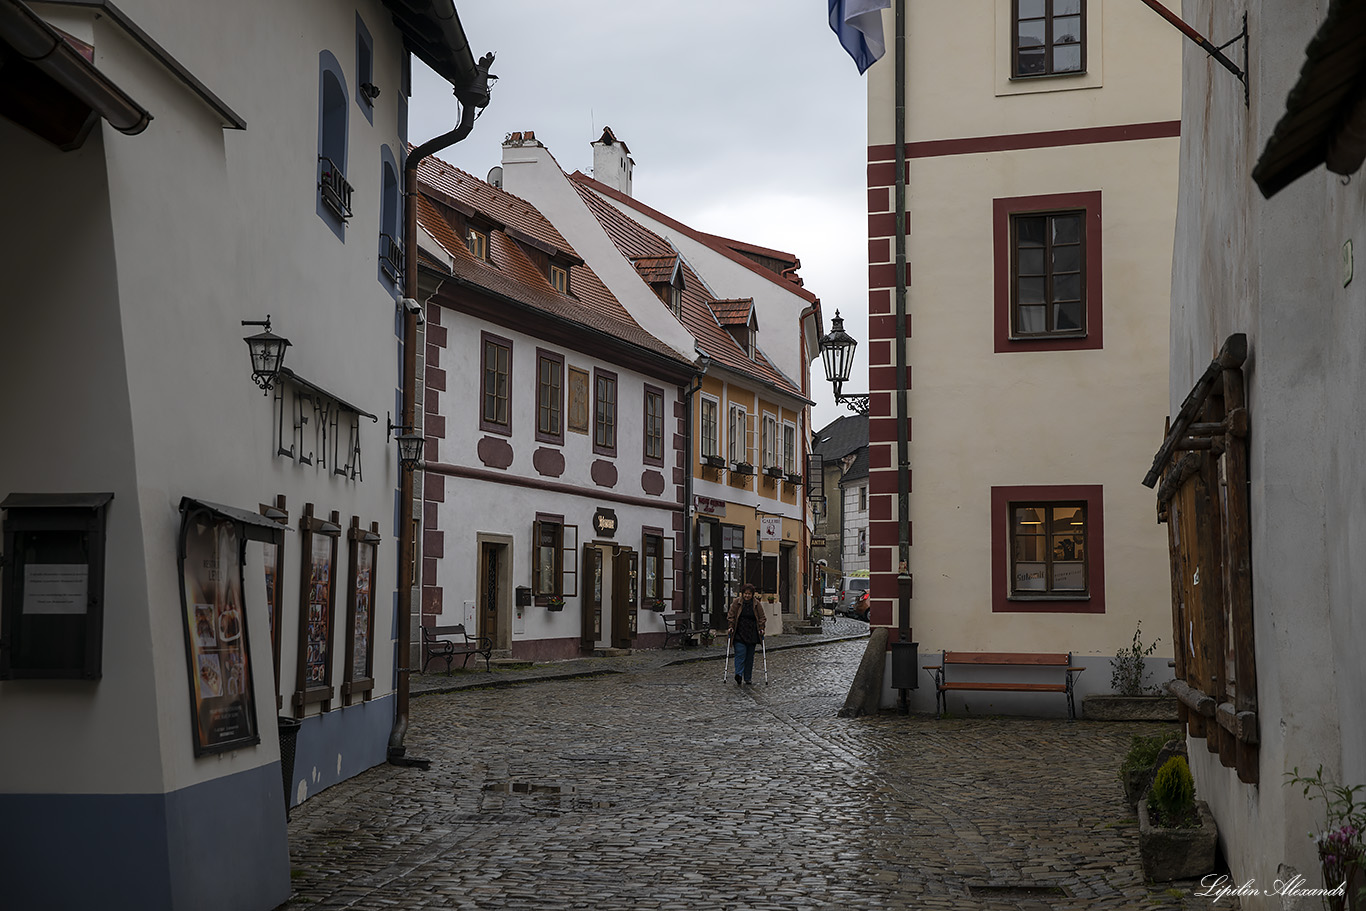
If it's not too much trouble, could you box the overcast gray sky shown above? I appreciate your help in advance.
[410,1,872,432]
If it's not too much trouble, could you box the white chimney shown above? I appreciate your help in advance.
[591,126,633,196]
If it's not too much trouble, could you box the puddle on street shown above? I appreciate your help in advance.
[479,780,616,812]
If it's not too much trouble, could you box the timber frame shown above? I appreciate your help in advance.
[1143,333,1258,784]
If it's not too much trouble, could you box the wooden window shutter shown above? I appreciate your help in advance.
[762,554,778,593]
[744,552,762,588]
[531,520,544,593]
[562,524,578,598]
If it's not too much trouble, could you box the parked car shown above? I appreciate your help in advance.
[836,577,871,621]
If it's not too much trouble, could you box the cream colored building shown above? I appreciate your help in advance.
[863,1,1182,712]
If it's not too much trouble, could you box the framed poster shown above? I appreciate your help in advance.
[178,507,259,755]
[259,496,288,709]
[343,517,380,704]
[294,505,340,711]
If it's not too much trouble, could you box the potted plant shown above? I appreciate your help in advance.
[764,465,784,479]
[785,472,803,485]
[703,454,726,469]
[545,595,565,611]
[733,461,754,475]
[1138,755,1218,882]
[1119,730,1184,810]
[646,597,666,613]
[1286,765,1366,910]
[1083,621,1179,721]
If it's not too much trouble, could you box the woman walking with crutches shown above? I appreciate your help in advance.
[727,583,766,685]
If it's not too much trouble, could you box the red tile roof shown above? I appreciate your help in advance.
[709,299,755,327]
[414,169,690,369]
[632,255,680,285]
[570,170,819,306]
[572,183,804,399]
[417,153,578,261]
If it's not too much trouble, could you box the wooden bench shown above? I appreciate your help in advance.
[661,613,704,649]
[923,651,1085,720]
[421,624,493,674]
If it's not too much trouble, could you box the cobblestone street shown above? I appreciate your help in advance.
[281,639,1232,910]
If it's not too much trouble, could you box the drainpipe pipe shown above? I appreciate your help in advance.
[681,352,711,632]
[893,0,914,713]
[389,52,494,765]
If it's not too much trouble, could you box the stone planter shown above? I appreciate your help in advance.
[1138,798,1218,882]
[1084,694,1180,721]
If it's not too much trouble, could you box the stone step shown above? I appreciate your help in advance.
[490,657,535,670]
[592,648,632,658]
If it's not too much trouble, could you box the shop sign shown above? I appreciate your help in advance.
[179,512,258,755]
[694,495,726,516]
[811,535,827,547]
[759,515,781,541]
[593,507,618,537]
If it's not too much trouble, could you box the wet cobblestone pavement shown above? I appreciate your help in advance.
[281,637,1235,910]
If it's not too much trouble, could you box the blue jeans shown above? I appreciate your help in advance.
[733,641,757,682]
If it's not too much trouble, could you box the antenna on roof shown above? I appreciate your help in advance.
[487,166,503,189]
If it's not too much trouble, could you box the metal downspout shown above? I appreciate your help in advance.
[682,359,708,631]
[893,0,913,711]
[389,57,492,764]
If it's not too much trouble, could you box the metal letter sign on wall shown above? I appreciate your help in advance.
[592,508,618,537]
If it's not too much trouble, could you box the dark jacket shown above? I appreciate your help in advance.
[726,596,767,640]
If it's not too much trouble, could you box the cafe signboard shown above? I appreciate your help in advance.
[592,507,618,537]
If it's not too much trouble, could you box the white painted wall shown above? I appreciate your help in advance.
[1170,1,1366,902]
[1,0,409,799]
[841,480,869,573]
[427,307,683,644]
[498,138,698,359]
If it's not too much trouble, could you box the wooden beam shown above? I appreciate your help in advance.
[1144,333,1247,488]
[1221,363,1259,784]
[1169,678,1217,716]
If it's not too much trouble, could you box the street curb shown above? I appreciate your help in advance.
[663,632,869,666]
[410,632,869,695]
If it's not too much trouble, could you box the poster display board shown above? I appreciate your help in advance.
[178,509,259,755]
[294,505,340,711]
[344,518,379,704]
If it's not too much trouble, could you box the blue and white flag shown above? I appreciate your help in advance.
[828,0,891,74]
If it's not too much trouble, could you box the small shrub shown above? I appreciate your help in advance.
[1150,756,1196,825]
[1120,732,1180,779]
[1111,621,1161,696]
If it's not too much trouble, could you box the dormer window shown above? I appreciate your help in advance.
[550,264,568,294]
[665,284,681,317]
[467,227,488,260]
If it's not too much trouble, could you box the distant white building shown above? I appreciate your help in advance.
[499,131,823,630]
[0,3,490,909]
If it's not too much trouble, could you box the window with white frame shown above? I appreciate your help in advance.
[762,413,778,469]
[727,403,748,466]
[700,395,720,458]
[782,422,797,475]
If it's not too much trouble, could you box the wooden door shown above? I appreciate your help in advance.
[582,544,603,650]
[611,548,638,649]
[779,545,792,612]
[477,542,499,643]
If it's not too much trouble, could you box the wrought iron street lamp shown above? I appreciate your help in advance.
[819,310,869,414]
[388,416,425,473]
[241,316,290,394]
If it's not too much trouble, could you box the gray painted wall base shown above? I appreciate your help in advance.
[0,763,289,911]
[289,693,394,806]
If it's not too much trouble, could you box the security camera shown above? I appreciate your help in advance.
[401,297,421,314]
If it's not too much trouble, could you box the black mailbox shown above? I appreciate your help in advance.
[890,640,919,690]
[514,585,532,608]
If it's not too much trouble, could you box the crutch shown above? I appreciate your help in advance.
[761,636,768,685]
[723,635,733,682]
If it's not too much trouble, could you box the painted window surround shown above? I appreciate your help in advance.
[316,50,349,242]
[643,383,665,467]
[990,484,1105,613]
[535,348,565,446]
[995,0,1103,96]
[593,367,618,457]
[479,330,512,436]
[993,190,1102,353]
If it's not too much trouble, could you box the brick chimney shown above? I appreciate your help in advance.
[591,126,633,196]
